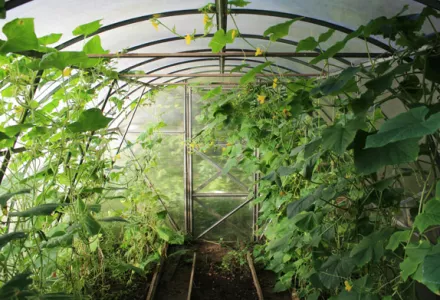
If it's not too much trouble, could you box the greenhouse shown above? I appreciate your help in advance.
[0,0,440,299]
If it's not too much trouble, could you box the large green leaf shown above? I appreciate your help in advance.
[0,232,27,250]
[290,138,321,159]
[287,186,324,218]
[353,132,419,175]
[365,107,440,148]
[83,36,108,54]
[263,18,302,42]
[413,198,440,233]
[208,29,236,53]
[322,119,365,155]
[40,51,89,70]
[319,254,355,289]
[318,29,336,43]
[84,213,102,236]
[38,33,62,45]
[0,272,33,299]
[155,226,184,244]
[350,230,391,266]
[292,211,318,231]
[296,37,318,52]
[365,63,411,95]
[240,61,272,85]
[0,189,31,208]
[423,252,440,284]
[4,124,33,137]
[0,18,39,53]
[72,19,102,37]
[312,67,360,96]
[310,27,363,64]
[67,108,112,133]
[386,230,411,251]
[401,241,432,280]
[41,232,74,248]
[9,203,66,217]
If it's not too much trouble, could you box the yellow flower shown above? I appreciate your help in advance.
[273,78,278,89]
[226,142,232,146]
[231,29,237,39]
[222,147,226,152]
[115,154,121,160]
[344,281,353,292]
[153,14,161,18]
[151,19,159,31]
[203,14,210,25]
[185,34,192,45]
[255,47,263,56]
[257,95,266,104]
[62,67,71,77]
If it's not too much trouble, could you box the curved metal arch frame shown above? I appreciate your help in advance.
[53,8,397,54]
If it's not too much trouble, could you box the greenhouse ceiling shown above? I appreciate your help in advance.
[2,0,439,81]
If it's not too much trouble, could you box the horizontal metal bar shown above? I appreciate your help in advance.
[193,193,248,198]
[89,52,389,59]
[196,197,254,239]
[121,73,317,78]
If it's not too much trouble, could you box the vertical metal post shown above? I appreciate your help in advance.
[252,149,260,241]
[184,82,193,235]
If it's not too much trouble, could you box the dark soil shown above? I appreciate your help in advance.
[156,245,194,300]
[156,242,290,300]
[192,242,257,300]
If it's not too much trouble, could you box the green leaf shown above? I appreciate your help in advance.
[365,63,411,95]
[0,272,33,299]
[400,241,431,280]
[310,27,363,64]
[84,213,102,236]
[116,262,145,276]
[386,230,410,251]
[208,29,236,53]
[9,203,66,217]
[41,232,74,248]
[99,217,129,223]
[322,119,365,155]
[4,124,33,137]
[296,37,318,52]
[292,211,318,231]
[263,18,303,42]
[202,86,222,100]
[67,108,112,133]
[414,198,440,233]
[319,254,355,289]
[156,226,184,244]
[72,19,102,37]
[0,18,39,53]
[436,181,440,200]
[423,252,440,284]
[277,166,296,177]
[240,61,272,85]
[312,67,360,96]
[290,138,321,159]
[318,29,336,43]
[354,132,419,175]
[40,51,89,70]
[227,0,251,7]
[38,33,62,45]
[83,36,108,54]
[287,186,324,218]
[0,232,26,250]
[0,189,31,208]
[350,230,391,266]
[350,90,376,116]
[230,63,250,74]
[366,107,440,148]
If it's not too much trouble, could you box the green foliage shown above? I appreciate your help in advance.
[0,18,39,53]
[208,29,237,53]
[72,19,102,37]
[263,18,303,42]
[67,108,112,133]
[240,61,272,84]
[38,33,62,45]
